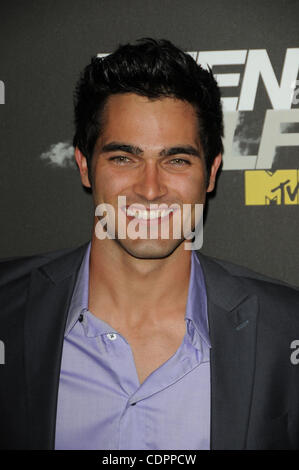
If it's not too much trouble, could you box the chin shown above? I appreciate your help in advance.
[115,238,184,260]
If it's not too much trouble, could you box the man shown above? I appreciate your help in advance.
[0,39,299,450]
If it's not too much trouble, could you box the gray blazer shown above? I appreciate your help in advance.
[0,242,298,449]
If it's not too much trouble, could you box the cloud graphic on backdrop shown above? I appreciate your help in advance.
[40,142,76,168]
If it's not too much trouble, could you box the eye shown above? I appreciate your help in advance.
[168,158,191,166]
[109,156,131,165]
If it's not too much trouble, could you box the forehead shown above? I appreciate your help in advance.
[99,93,200,147]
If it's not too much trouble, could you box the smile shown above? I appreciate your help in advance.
[121,206,176,221]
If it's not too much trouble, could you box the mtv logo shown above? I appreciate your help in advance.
[265,195,278,205]
[245,170,299,205]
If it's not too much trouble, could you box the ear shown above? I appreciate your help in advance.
[74,147,92,188]
[207,153,222,193]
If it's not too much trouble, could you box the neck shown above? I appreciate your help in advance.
[88,224,192,328]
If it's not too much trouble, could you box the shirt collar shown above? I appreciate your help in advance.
[185,251,211,349]
[64,243,210,349]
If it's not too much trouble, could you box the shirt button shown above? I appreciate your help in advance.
[107,333,117,341]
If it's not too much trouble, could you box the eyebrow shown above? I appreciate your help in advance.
[101,142,201,158]
[102,142,143,155]
[160,146,201,158]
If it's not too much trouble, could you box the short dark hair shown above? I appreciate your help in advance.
[73,38,223,181]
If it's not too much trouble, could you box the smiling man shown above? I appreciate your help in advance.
[79,93,215,260]
[0,39,299,450]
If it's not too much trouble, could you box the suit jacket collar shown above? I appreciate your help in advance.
[24,242,89,449]
[195,251,258,449]
[24,244,258,450]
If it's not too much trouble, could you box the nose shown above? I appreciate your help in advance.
[133,161,167,202]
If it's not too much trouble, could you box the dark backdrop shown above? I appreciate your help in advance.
[0,0,298,285]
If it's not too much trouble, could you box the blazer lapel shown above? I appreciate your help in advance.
[24,243,88,449]
[196,253,258,450]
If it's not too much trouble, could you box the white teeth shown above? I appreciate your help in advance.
[126,208,174,220]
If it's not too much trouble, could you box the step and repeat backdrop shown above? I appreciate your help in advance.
[0,0,298,285]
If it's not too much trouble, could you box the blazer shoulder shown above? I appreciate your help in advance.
[206,254,298,288]
[198,252,299,330]
[0,243,88,288]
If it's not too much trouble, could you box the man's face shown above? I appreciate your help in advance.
[76,93,221,259]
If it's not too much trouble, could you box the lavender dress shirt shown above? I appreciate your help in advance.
[55,243,211,450]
